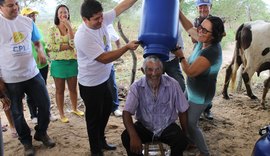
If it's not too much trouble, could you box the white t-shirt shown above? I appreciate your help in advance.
[168,25,185,61]
[107,24,120,42]
[0,15,39,83]
[74,10,116,87]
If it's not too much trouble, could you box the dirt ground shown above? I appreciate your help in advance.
[1,42,270,156]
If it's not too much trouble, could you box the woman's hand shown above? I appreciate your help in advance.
[172,47,184,58]
[61,18,72,31]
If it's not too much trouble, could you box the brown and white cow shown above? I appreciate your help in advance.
[222,20,270,108]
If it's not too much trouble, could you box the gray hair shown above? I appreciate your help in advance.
[142,55,163,71]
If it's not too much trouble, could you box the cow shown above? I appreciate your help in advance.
[222,20,270,109]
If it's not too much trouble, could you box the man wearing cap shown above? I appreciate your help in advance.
[0,0,55,155]
[192,0,214,120]
[194,0,212,29]
[21,7,56,124]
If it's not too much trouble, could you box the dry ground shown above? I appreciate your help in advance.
[1,42,270,156]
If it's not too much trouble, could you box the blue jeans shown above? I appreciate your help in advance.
[107,66,120,112]
[163,57,186,92]
[187,101,209,156]
[27,65,49,119]
[5,73,50,145]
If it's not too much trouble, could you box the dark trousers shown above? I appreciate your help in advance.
[121,122,188,156]
[163,57,186,92]
[79,81,113,154]
[27,65,49,118]
[6,73,50,145]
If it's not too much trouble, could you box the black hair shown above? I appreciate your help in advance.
[80,0,103,20]
[206,16,225,44]
[54,4,70,25]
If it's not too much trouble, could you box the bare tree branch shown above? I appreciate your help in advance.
[117,19,137,85]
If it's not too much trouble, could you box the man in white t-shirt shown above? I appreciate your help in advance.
[0,0,55,155]
[107,24,121,49]
[74,0,139,155]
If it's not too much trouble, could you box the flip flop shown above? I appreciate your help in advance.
[60,117,69,123]
[71,110,84,116]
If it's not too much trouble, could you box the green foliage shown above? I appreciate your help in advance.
[212,0,270,26]
[220,27,235,48]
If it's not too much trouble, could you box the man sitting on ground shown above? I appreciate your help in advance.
[121,55,189,156]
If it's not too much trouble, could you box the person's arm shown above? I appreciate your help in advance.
[33,41,47,65]
[178,111,188,135]
[174,49,211,77]
[62,19,76,49]
[47,27,72,52]
[62,19,74,39]
[96,40,139,64]
[122,111,143,154]
[179,11,198,41]
[31,22,47,65]
[114,0,138,17]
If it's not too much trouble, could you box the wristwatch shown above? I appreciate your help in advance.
[179,57,185,62]
[171,47,182,53]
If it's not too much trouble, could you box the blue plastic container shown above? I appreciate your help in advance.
[138,0,179,61]
[253,125,270,156]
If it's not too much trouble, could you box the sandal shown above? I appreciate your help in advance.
[71,110,84,116]
[60,117,69,123]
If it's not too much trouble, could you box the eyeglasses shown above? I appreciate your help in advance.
[197,25,212,34]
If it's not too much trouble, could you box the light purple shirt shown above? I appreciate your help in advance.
[124,75,189,136]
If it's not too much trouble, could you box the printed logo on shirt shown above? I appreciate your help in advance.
[11,32,31,56]
[103,35,109,52]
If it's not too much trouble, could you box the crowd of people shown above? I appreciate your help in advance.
[0,0,226,156]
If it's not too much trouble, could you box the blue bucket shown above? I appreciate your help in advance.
[138,0,179,61]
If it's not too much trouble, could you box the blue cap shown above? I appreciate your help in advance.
[196,0,212,6]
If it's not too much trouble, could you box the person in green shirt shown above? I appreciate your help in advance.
[21,7,56,123]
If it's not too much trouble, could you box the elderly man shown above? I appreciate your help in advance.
[0,0,55,155]
[121,55,189,156]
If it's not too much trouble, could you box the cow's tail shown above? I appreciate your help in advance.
[231,23,244,90]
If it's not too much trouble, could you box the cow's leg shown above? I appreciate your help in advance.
[222,64,233,99]
[261,76,270,109]
[223,52,242,99]
[236,65,244,92]
[242,69,258,99]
